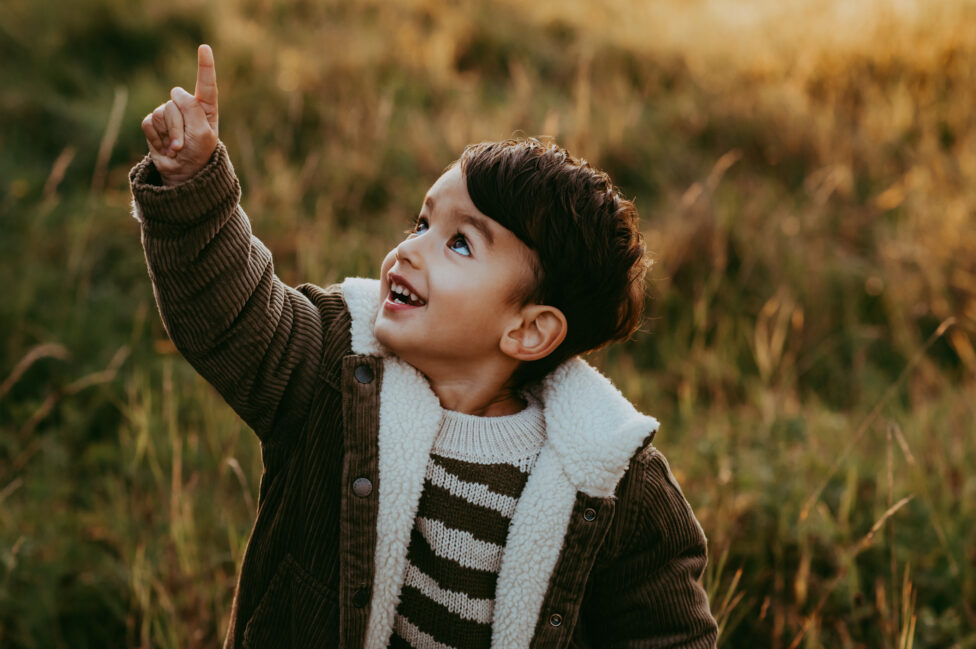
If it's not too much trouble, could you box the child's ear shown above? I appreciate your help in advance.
[499,305,567,362]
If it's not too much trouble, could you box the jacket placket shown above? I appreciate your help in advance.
[338,355,384,648]
[530,493,616,649]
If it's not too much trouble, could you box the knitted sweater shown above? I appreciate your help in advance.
[391,395,546,649]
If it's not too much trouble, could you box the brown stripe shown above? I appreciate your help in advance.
[406,528,497,600]
[430,454,529,499]
[417,481,511,546]
[389,631,415,649]
[398,585,492,649]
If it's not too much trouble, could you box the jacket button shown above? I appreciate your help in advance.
[549,613,562,627]
[352,477,373,497]
[583,507,597,521]
[352,586,370,608]
[354,364,374,384]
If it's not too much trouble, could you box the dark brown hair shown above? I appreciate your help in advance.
[458,137,651,390]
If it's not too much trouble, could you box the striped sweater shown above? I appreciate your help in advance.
[390,393,546,649]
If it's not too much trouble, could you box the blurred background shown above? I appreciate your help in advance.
[2,0,975,646]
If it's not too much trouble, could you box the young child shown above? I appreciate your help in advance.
[131,44,717,649]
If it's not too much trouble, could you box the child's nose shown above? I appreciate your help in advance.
[394,238,423,268]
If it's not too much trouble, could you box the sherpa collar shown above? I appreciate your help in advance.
[340,277,658,649]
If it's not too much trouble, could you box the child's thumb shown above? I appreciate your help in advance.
[170,86,211,134]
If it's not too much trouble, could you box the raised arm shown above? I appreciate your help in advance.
[131,45,328,447]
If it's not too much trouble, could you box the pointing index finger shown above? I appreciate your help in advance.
[194,44,218,107]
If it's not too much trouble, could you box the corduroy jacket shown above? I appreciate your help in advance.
[129,142,718,649]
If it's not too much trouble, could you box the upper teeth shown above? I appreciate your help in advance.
[391,281,421,302]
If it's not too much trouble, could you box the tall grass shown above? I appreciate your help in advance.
[1,0,974,646]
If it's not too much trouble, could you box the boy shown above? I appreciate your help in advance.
[131,44,717,649]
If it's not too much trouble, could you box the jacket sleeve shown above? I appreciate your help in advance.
[129,142,327,448]
[582,447,718,649]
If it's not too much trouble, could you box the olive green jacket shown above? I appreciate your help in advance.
[129,142,718,649]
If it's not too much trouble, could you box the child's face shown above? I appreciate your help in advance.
[374,164,538,375]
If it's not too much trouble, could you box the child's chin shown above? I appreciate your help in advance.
[373,318,400,351]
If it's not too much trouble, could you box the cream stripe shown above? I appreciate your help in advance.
[426,461,518,517]
[417,517,504,573]
[434,449,541,473]
[393,616,457,649]
[403,561,494,624]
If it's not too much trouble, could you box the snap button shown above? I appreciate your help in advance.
[352,477,373,497]
[549,613,562,627]
[354,364,374,384]
[583,507,597,522]
[352,586,370,608]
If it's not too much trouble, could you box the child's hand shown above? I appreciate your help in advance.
[141,44,219,186]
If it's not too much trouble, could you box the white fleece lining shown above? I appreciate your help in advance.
[492,358,659,647]
[491,446,578,647]
[362,356,443,649]
[340,277,659,649]
[536,357,659,499]
[342,276,389,356]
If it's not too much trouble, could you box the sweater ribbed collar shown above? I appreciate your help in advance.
[434,392,545,462]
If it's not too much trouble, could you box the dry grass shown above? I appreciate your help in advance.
[1,0,974,646]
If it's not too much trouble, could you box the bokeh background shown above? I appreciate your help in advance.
[2,0,975,647]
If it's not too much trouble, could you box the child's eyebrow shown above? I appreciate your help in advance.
[457,212,495,248]
[424,196,495,249]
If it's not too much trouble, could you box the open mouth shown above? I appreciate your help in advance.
[388,280,426,307]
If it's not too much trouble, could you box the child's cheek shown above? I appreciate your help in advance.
[379,249,396,279]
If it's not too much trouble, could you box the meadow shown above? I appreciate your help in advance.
[1,0,974,646]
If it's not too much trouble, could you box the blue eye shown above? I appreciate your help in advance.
[412,217,429,234]
[450,233,471,256]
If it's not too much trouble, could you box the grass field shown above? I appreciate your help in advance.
[1,0,975,646]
